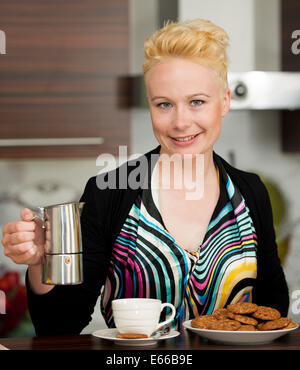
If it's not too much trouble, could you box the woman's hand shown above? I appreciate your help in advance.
[1,208,45,266]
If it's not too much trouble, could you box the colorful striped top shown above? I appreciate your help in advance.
[100,158,257,329]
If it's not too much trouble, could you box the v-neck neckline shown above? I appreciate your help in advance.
[141,160,228,257]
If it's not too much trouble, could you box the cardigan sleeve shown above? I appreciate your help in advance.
[252,177,289,316]
[26,177,112,336]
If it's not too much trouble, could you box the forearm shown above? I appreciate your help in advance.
[26,269,99,336]
[27,265,54,295]
[25,251,109,335]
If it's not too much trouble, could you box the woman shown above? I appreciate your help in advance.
[2,19,289,335]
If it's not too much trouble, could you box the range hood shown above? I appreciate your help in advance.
[128,71,300,110]
[229,71,300,110]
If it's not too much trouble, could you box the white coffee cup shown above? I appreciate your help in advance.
[112,298,176,337]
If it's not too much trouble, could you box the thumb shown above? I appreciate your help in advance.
[21,208,35,221]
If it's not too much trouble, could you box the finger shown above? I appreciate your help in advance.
[1,232,10,247]
[5,241,35,257]
[45,220,50,231]
[20,208,35,222]
[2,221,17,234]
[9,231,36,245]
[2,220,36,234]
[10,247,39,265]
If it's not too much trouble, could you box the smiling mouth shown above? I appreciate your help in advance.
[171,133,200,142]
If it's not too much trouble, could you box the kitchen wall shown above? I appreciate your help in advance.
[0,0,159,336]
[0,0,299,335]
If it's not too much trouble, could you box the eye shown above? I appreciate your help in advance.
[157,102,172,109]
[190,99,204,107]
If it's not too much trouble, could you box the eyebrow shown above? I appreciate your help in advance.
[150,96,168,102]
[188,93,211,98]
[150,92,211,101]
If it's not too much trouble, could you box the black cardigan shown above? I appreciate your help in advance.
[26,146,289,336]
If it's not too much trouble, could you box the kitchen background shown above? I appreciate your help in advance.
[0,0,299,337]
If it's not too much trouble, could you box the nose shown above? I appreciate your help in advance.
[172,105,192,130]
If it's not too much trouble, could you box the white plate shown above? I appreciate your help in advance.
[92,328,180,346]
[183,320,299,345]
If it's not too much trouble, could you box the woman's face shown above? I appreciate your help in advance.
[145,58,231,157]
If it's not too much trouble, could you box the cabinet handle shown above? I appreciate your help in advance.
[0,137,104,147]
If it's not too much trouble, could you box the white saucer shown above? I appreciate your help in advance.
[92,328,180,346]
[183,319,299,345]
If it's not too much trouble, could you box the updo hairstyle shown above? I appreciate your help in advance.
[143,19,230,93]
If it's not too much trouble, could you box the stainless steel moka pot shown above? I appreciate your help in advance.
[33,202,85,285]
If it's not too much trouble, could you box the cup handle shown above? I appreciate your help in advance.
[156,303,176,330]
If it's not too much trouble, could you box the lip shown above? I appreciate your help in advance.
[169,132,201,146]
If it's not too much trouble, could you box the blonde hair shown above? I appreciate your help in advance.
[143,19,230,92]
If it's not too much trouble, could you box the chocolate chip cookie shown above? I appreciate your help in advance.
[212,308,229,320]
[259,317,291,331]
[227,302,258,315]
[227,312,258,326]
[252,306,281,321]
[116,333,149,339]
[191,315,219,329]
[237,324,257,331]
[209,319,241,331]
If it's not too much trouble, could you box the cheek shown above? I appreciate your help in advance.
[208,113,222,138]
[204,104,223,127]
[193,111,216,130]
[209,111,223,140]
[150,109,169,134]
[149,114,164,143]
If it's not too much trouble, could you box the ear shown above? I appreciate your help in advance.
[221,88,231,117]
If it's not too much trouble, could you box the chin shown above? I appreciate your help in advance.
[171,145,207,155]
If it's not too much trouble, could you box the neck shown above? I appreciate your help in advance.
[157,149,217,199]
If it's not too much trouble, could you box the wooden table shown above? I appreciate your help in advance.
[1,327,300,350]
[1,328,299,367]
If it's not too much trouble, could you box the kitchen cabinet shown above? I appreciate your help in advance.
[281,0,300,152]
[0,0,130,158]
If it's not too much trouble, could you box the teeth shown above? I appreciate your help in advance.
[173,134,197,142]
